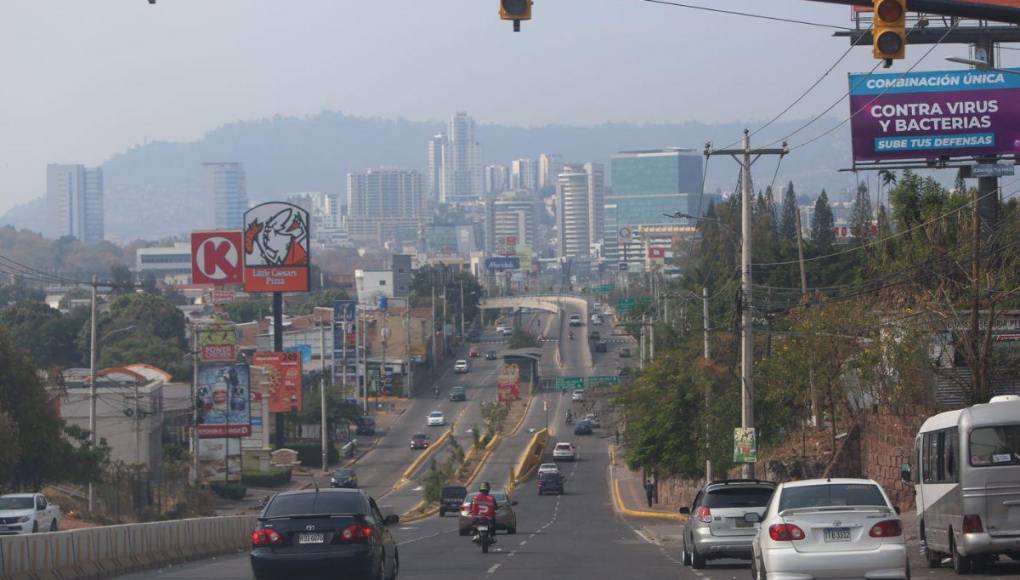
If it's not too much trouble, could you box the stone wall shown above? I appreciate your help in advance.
[859,405,933,511]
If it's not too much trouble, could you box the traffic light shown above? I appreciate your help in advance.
[873,0,906,63]
[500,0,533,32]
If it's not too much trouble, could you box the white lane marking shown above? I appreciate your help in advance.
[519,539,527,546]
[487,563,501,574]
[396,529,455,546]
[633,529,656,545]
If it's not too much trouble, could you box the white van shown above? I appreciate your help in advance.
[903,395,1020,573]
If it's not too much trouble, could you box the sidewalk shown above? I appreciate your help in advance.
[608,444,684,522]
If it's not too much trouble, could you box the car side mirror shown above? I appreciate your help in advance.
[899,463,912,483]
[384,514,400,525]
[678,507,690,515]
[894,506,901,516]
[744,512,761,524]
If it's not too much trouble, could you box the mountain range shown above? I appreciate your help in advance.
[0,111,853,241]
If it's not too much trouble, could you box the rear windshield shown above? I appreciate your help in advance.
[778,484,887,511]
[969,425,1020,466]
[555,443,572,450]
[265,492,364,517]
[704,487,774,508]
[539,472,561,480]
[442,487,466,498]
[333,469,354,478]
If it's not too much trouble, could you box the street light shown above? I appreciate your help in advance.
[946,56,1020,76]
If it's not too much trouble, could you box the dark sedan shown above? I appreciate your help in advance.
[330,468,358,489]
[537,471,564,495]
[574,420,594,435]
[485,350,498,360]
[250,488,399,580]
[410,433,431,450]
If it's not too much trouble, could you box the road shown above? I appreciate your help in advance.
[112,298,1020,580]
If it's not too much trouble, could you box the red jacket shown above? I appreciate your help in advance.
[469,493,496,520]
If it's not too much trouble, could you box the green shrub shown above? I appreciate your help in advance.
[288,443,339,467]
[242,467,293,487]
[210,482,248,501]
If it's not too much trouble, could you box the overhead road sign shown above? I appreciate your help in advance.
[554,376,584,391]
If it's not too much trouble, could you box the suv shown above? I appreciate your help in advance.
[679,479,776,569]
[449,386,467,401]
[439,485,467,517]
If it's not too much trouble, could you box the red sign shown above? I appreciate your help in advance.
[243,202,311,293]
[253,351,303,413]
[191,231,244,285]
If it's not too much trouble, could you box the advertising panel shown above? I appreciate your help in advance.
[486,256,520,271]
[191,231,244,285]
[242,391,264,450]
[849,67,1020,162]
[197,323,237,363]
[243,202,311,292]
[196,364,251,438]
[733,427,758,463]
[198,438,242,483]
[498,363,521,402]
[252,351,303,413]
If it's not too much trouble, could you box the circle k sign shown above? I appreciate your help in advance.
[191,231,244,285]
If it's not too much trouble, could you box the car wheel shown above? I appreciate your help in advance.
[680,539,690,566]
[50,520,57,532]
[439,508,445,517]
[32,521,39,533]
[905,558,911,580]
[950,534,972,574]
[508,525,517,535]
[922,524,941,569]
[386,548,399,580]
[691,543,706,569]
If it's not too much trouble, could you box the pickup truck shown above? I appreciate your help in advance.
[0,493,60,534]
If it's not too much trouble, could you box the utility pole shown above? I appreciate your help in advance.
[431,286,438,367]
[272,291,285,448]
[88,275,98,513]
[795,209,819,426]
[706,131,787,479]
[702,286,712,482]
[459,279,466,338]
[320,319,327,473]
[702,287,711,361]
[639,313,646,370]
[191,330,199,486]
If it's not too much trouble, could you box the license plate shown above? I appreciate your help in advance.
[735,519,753,528]
[477,526,489,532]
[298,532,325,544]
[824,527,851,542]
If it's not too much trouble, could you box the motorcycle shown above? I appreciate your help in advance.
[565,412,574,425]
[434,387,440,400]
[473,519,494,553]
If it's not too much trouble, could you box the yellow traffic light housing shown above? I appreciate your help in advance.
[873,0,907,63]
[500,0,533,32]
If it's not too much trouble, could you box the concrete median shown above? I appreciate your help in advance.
[0,515,258,580]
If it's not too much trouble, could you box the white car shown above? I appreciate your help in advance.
[537,463,560,477]
[427,411,446,427]
[454,360,469,373]
[552,442,576,461]
[571,390,585,402]
[752,478,908,580]
[496,324,511,335]
[568,314,582,327]
[0,493,60,535]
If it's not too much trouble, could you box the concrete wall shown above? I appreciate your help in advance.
[0,515,257,580]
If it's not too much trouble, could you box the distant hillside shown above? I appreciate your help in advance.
[1,111,853,241]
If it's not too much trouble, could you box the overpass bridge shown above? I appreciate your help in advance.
[479,294,588,316]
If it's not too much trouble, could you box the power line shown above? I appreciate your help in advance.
[639,0,853,30]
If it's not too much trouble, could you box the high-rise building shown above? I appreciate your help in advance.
[203,162,248,230]
[556,164,591,259]
[584,162,605,250]
[443,112,482,203]
[346,168,424,244]
[603,148,713,265]
[485,191,538,255]
[511,158,538,192]
[538,153,563,192]
[46,164,104,243]
[484,164,509,196]
[426,133,447,203]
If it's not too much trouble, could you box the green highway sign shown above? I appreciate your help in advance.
[554,376,584,391]
[617,298,635,313]
[586,375,619,386]
[592,284,613,294]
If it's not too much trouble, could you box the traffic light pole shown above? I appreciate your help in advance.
[706,131,787,479]
[805,0,1020,25]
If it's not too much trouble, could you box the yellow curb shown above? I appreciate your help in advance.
[400,502,439,523]
[392,429,452,491]
[608,445,685,522]
[399,434,503,523]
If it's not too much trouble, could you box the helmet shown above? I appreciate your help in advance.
[479,481,491,494]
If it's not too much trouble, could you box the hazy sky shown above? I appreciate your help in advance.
[2,0,1015,214]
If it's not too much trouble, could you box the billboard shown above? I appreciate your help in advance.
[197,323,237,363]
[486,256,520,271]
[198,438,242,483]
[498,363,521,402]
[252,351,303,413]
[191,231,243,285]
[849,68,1020,162]
[196,364,251,438]
[243,202,311,293]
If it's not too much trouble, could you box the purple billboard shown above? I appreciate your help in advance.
[849,68,1020,162]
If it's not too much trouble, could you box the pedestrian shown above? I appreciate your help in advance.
[644,480,655,508]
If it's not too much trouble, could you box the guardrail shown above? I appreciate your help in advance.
[0,515,257,580]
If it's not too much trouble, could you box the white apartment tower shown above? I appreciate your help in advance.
[346,168,424,243]
[204,162,248,230]
[484,164,510,196]
[555,163,604,259]
[443,112,482,203]
[46,164,104,242]
[426,133,447,203]
[538,153,563,192]
[511,158,538,192]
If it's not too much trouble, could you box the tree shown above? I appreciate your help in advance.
[779,182,799,241]
[223,298,272,323]
[0,301,85,368]
[0,277,46,306]
[850,182,874,241]
[79,293,189,378]
[811,190,835,253]
[109,264,134,295]
[409,265,484,330]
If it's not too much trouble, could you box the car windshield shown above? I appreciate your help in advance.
[430,412,442,417]
[0,497,34,510]
[539,472,560,480]
[704,487,774,508]
[778,484,888,511]
[969,425,1020,466]
[265,492,363,517]
[333,469,354,478]
[556,443,572,450]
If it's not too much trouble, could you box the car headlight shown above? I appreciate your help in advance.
[16,516,31,523]
[330,478,337,483]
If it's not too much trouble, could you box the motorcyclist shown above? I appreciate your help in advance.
[469,482,497,544]
[565,409,573,424]
[434,385,440,399]
[568,330,574,340]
